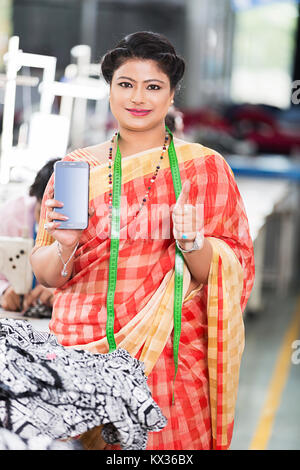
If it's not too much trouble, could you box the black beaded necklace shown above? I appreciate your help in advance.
[107,131,170,219]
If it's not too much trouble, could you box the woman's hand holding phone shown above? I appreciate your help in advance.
[45,188,94,250]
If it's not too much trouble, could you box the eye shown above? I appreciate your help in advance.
[118,82,132,88]
[147,84,161,90]
[118,82,161,90]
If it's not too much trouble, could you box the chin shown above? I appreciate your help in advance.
[119,121,155,132]
[120,116,165,131]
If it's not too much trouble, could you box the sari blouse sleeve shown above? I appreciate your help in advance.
[190,151,255,313]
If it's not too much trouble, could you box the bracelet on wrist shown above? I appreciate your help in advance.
[175,232,204,253]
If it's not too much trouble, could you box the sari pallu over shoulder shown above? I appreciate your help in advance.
[34,141,255,449]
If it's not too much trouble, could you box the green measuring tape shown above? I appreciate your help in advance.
[106,125,184,404]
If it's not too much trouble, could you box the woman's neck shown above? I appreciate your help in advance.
[117,124,168,157]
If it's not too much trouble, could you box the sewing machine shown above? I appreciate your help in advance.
[0,236,33,295]
[0,236,50,331]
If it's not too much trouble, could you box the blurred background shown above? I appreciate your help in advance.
[0,0,300,450]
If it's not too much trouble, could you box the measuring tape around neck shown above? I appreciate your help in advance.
[106,125,184,403]
[106,131,122,352]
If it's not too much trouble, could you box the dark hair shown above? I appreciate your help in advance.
[29,158,61,201]
[101,31,185,92]
[165,113,176,133]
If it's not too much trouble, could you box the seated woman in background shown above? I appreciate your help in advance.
[30,31,255,450]
[0,159,59,313]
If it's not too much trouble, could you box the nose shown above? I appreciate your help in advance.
[130,85,145,104]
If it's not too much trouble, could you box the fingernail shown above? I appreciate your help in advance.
[62,216,69,220]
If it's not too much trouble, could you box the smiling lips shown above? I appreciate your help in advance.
[126,108,152,116]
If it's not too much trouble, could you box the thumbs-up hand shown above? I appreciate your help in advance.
[172,180,197,251]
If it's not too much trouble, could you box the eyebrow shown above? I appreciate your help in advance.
[116,75,166,84]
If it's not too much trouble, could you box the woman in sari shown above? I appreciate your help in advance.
[30,31,255,450]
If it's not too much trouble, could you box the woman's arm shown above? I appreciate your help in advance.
[178,238,212,285]
[30,186,94,288]
[30,242,78,288]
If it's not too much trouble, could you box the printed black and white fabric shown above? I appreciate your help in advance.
[0,428,83,450]
[0,319,167,450]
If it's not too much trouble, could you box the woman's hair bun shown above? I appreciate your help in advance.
[101,31,185,91]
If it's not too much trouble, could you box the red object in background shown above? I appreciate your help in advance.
[182,104,300,155]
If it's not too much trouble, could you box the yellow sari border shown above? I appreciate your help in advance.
[207,237,245,449]
[87,142,215,201]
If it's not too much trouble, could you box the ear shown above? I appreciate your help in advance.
[170,90,175,106]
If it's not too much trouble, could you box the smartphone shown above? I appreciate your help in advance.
[54,160,90,230]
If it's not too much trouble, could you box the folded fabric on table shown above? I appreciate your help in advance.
[0,319,167,450]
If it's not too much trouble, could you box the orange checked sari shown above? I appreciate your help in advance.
[35,141,255,450]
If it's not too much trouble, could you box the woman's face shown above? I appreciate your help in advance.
[109,58,175,132]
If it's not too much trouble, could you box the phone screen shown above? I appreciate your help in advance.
[54,161,90,230]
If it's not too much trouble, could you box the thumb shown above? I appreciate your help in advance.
[176,180,191,207]
[88,206,95,218]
